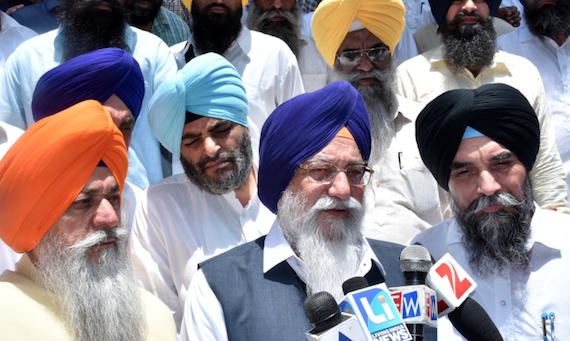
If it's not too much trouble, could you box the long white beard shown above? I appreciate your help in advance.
[33,226,146,341]
[278,189,365,301]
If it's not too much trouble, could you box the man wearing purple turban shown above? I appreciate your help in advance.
[180,80,411,341]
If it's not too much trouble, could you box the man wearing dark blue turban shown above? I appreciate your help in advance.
[180,81,414,341]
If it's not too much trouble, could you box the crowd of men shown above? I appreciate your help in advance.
[1,0,569,340]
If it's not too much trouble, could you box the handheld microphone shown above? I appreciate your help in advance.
[305,291,369,341]
[447,297,503,341]
[339,277,412,341]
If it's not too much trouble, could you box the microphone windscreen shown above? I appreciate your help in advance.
[399,245,433,273]
[305,292,342,334]
[342,277,369,295]
[448,297,503,341]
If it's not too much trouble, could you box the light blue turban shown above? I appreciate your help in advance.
[148,53,248,157]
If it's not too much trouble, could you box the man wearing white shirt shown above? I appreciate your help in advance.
[180,81,417,341]
[412,84,570,340]
[0,10,35,77]
[129,53,275,332]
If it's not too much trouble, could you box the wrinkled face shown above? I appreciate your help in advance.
[448,136,527,211]
[46,167,121,260]
[102,94,135,148]
[446,0,490,25]
[286,137,366,231]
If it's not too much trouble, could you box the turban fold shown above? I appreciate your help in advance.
[312,0,405,67]
[416,83,540,191]
[0,100,128,253]
[32,48,145,122]
[182,0,248,11]
[429,0,501,27]
[258,80,371,213]
[148,52,248,157]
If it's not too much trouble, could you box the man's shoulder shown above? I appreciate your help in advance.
[157,6,188,26]
[145,173,193,196]
[199,236,265,269]
[138,288,178,339]
[397,46,441,74]
[129,25,172,48]
[10,29,57,55]
[248,29,296,56]
[368,239,405,254]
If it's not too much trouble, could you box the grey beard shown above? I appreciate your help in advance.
[181,127,253,195]
[277,189,365,301]
[525,1,570,43]
[33,226,146,341]
[327,61,397,164]
[451,176,534,279]
[246,3,302,57]
[441,12,497,75]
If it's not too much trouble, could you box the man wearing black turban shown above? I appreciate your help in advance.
[412,83,570,340]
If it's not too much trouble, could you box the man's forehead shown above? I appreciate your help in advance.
[453,136,515,162]
[182,116,227,134]
[338,28,385,51]
[306,137,363,164]
[80,167,120,194]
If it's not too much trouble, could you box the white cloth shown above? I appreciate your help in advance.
[297,33,327,92]
[394,24,420,65]
[396,46,570,213]
[301,11,314,37]
[171,24,305,163]
[497,27,570,197]
[180,220,385,341]
[129,172,275,331]
[410,204,570,341]
[0,25,178,189]
[0,11,36,78]
[402,0,434,36]
[362,95,447,244]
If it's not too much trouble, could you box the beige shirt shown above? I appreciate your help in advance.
[396,46,570,213]
[0,254,177,341]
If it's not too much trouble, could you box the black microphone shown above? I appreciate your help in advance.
[447,297,503,341]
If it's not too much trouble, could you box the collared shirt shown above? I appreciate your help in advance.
[402,0,434,36]
[129,172,275,331]
[162,0,192,27]
[497,27,570,196]
[0,11,36,77]
[0,25,178,189]
[297,33,327,92]
[411,204,570,341]
[10,0,60,35]
[151,6,190,47]
[396,46,570,213]
[171,24,305,163]
[180,220,384,341]
[362,95,448,245]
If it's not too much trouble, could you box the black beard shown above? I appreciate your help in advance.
[441,12,497,74]
[181,127,253,194]
[125,0,163,26]
[191,2,243,55]
[59,0,127,61]
[525,1,570,42]
[246,3,301,57]
[452,176,534,278]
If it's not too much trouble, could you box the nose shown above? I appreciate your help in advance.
[92,199,119,229]
[203,136,221,158]
[327,171,351,201]
[356,53,374,72]
[477,170,501,196]
[462,0,477,13]
[271,0,284,9]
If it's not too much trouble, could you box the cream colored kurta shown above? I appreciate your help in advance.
[0,253,177,341]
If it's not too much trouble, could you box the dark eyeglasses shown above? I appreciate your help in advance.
[336,46,390,68]
[298,161,373,187]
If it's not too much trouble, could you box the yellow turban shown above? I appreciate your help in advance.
[312,0,406,67]
[0,100,128,253]
[182,0,249,11]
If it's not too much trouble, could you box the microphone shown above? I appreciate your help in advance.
[447,297,503,341]
[304,291,369,341]
[390,245,438,341]
[339,277,412,341]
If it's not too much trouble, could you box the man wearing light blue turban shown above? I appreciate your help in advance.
[180,81,414,341]
[130,52,275,332]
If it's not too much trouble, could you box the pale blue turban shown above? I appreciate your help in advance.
[148,53,248,157]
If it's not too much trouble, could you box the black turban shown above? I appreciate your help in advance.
[416,83,540,191]
[428,0,501,27]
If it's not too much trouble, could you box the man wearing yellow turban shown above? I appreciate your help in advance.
[0,101,177,341]
[311,0,447,245]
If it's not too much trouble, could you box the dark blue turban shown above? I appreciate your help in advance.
[32,48,145,122]
[428,0,501,27]
[416,83,540,191]
[258,80,371,214]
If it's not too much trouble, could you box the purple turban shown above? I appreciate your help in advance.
[428,0,500,27]
[32,48,145,122]
[258,80,371,214]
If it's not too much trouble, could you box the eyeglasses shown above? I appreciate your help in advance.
[336,46,390,69]
[298,161,374,187]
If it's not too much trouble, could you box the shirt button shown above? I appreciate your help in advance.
[500,300,506,306]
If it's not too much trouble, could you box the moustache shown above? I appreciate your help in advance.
[204,3,232,12]
[197,150,236,172]
[69,227,129,251]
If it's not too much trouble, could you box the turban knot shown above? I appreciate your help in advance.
[148,52,248,157]
[416,83,540,191]
[258,80,371,213]
[0,100,128,253]
[33,48,145,122]
[429,0,501,27]
[312,0,406,67]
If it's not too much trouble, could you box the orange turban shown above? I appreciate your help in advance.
[312,0,406,67]
[182,0,248,11]
[0,100,128,253]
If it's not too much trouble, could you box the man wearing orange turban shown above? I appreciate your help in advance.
[0,100,177,341]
